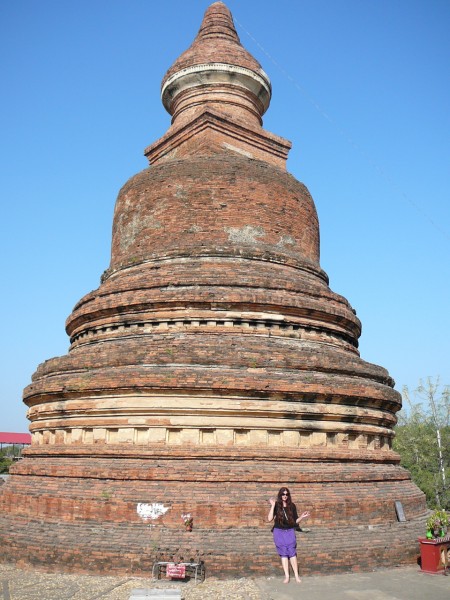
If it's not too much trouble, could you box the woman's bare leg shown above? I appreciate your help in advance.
[289,555,301,583]
[281,556,290,583]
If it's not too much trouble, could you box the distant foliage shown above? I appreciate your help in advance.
[0,450,13,474]
[394,378,449,509]
[0,445,23,473]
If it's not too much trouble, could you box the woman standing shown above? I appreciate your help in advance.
[268,487,310,583]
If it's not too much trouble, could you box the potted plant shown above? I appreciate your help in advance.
[419,509,449,574]
[181,513,193,532]
[426,509,449,539]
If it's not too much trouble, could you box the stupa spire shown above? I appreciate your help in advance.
[195,1,240,42]
[161,1,271,127]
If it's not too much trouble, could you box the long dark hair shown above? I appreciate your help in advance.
[275,487,296,527]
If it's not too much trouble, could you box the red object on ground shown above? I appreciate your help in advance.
[418,536,450,574]
[0,433,31,445]
[166,563,186,579]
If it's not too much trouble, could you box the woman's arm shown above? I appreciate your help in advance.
[295,510,311,524]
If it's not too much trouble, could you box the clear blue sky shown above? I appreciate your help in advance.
[1,0,449,432]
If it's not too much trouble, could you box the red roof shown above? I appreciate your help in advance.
[0,432,31,444]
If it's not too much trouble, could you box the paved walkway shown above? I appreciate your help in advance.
[257,566,449,599]
[0,563,448,599]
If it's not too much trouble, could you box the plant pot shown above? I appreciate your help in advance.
[418,537,450,574]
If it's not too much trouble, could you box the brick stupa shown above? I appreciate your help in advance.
[1,2,426,575]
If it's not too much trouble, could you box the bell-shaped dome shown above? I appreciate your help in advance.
[109,155,322,275]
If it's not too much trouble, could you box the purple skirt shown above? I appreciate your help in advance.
[273,527,297,558]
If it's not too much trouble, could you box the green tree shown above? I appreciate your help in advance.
[394,377,450,509]
[0,444,23,473]
[0,450,13,474]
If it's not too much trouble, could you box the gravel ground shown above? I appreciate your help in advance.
[3,562,448,600]
[0,564,266,600]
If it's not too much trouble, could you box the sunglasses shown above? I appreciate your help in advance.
[281,492,289,496]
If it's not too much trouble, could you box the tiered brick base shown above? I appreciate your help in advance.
[0,451,426,576]
[0,517,425,577]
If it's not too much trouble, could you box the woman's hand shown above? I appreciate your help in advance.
[269,498,276,507]
[299,510,310,520]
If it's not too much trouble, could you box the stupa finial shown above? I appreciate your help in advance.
[194,1,240,43]
[161,2,271,127]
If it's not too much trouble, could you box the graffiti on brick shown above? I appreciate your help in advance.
[137,502,169,522]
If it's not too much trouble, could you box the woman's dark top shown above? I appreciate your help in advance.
[273,502,299,530]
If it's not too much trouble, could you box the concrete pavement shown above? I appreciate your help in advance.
[255,565,449,599]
